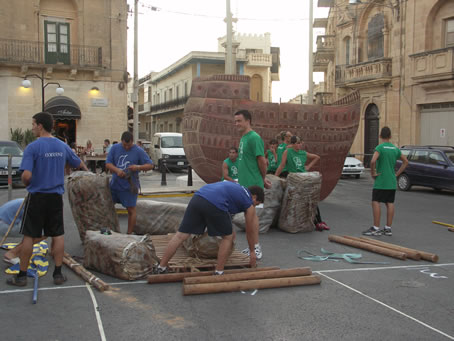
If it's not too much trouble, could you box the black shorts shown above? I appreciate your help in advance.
[178,195,232,236]
[372,189,396,203]
[20,193,64,238]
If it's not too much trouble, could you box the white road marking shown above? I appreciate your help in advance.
[316,262,454,274]
[86,283,107,341]
[318,272,454,340]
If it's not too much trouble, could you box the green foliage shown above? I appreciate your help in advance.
[10,128,24,146]
[23,129,36,146]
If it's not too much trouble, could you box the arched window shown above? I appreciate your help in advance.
[367,14,384,60]
[344,37,351,65]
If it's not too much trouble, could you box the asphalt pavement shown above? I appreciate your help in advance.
[1,170,453,341]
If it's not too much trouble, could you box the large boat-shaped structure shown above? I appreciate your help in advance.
[182,75,360,200]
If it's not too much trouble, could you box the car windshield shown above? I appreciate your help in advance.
[0,143,23,156]
[161,136,183,148]
[445,151,454,164]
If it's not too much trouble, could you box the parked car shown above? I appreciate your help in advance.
[149,133,188,171]
[396,145,454,191]
[0,141,24,185]
[342,155,364,179]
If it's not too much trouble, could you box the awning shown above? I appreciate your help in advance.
[44,96,81,120]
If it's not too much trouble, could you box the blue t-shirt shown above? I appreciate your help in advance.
[0,198,24,225]
[106,143,153,192]
[20,137,81,194]
[195,181,253,214]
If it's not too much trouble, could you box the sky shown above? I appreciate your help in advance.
[126,0,329,103]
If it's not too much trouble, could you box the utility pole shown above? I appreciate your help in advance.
[133,0,139,141]
[225,0,233,74]
[308,0,314,104]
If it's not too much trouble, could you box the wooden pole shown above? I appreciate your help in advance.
[432,221,454,228]
[148,266,280,284]
[183,275,321,296]
[328,234,407,260]
[0,197,27,246]
[359,236,438,263]
[184,268,312,285]
[63,252,110,292]
[343,236,421,261]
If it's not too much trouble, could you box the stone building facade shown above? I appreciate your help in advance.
[136,33,280,140]
[0,0,128,151]
[315,0,454,165]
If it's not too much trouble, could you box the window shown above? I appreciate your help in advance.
[446,19,454,47]
[345,37,351,65]
[45,21,70,65]
[176,86,180,99]
[169,88,173,101]
[367,14,384,60]
[147,87,152,103]
[184,82,188,97]
[410,150,428,163]
[428,152,445,165]
[164,91,167,103]
[401,149,411,158]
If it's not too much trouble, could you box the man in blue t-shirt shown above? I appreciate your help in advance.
[7,112,88,287]
[155,181,265,274]
[106,131,153,234]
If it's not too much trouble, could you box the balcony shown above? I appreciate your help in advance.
[0,38,102,68]
[410,47,454,84]
[247,53,272,67]
[313,52,330,72]
[344,58,392,88]
[314,35,335,62]
[315,92,333,104]
[151,96,189,115]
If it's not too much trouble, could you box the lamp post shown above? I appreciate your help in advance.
[21,70,64,111]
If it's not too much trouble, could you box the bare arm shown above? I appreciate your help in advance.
[274,150,288,177]
[128,163,154,172]
[21,170,32,187]
[244,205,258,268]
[222,162,234,182]
[106,163,126,178]
[395,153,409,177]
[370,151,380,179]
[78,161,89,171]
[257,155,271,188]
[305,152,320,172]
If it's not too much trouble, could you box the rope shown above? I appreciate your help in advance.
[297,248,390,265]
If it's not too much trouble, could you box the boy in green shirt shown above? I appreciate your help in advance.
[266,139,278,174]
[275,136,320,176]
[363,127,408,236]
[276,131,292,178]
[221,147,239,182]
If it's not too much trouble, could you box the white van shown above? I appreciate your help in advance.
[150,132,188,170]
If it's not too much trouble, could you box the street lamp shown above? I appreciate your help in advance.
[21,70,64,111]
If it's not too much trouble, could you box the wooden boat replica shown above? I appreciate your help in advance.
[182,75,360,200]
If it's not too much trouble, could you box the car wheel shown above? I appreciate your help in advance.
[398,174,411,191]
[355,174,360,179]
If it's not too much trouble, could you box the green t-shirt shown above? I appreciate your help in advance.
[277,143,288,172]
[373,142,402,190]
[266,150,278,172]
[286,148,307,173]
[238,130,265,188]
[221,157,239,181]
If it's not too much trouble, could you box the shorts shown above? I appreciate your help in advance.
[178,195,232,236]
[20,193,64,238]
[111,189,138,208]
[372,189,396,203]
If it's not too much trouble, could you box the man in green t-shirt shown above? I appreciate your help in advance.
[221,147,239,182]
[234,109,271,260]
[363,127,408,237]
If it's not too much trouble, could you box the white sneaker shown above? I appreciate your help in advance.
[241,244,263,260]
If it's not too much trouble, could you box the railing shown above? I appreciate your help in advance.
[0,38,102,67]
[247,53,272,67]
[151,96,189,113]
[344,58,392,83]
[315,92,333,105]
[316,35,335,50]
[335,65,346,85]
[410,47,454,83]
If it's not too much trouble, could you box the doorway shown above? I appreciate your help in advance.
[364,104,379,167]
[55,120,76,146]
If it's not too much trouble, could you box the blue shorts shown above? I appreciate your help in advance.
[111,189,138,208]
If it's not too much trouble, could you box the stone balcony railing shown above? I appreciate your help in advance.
[410,47,454,83]
[343,58,392,86]
[247,53,272,67]
[316,35,335,50]
[315,92,333,105]
[150,96,189,114]
[0,38,103,68]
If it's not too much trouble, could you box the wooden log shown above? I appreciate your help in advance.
[328,234,407,260]
[148,266,280,284]
[432,220,454,228]
[183,275,321,295]
[63,252,110,292]
[342,236,421,261]
[184,268,312,285]
[358,236,438,263]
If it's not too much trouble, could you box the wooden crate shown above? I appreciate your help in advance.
[151,234,251,272]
